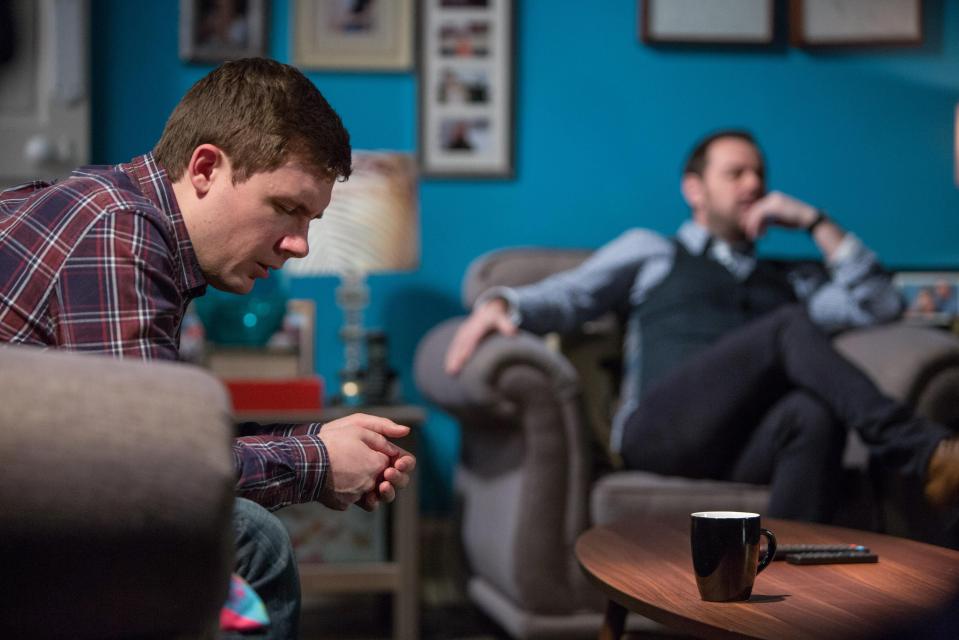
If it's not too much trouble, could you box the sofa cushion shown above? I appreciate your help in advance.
[590,471,770,526]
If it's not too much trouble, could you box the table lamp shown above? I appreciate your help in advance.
[283,151,419,404]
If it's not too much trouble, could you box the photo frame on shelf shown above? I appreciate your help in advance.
[179,0,268,63]
[789,0,923,47]
[893,271,959,329]
[640,0,774,45]
[293,0,414,71]
[419,0,514,178]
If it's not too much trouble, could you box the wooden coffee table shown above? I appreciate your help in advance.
[576,515,959,639]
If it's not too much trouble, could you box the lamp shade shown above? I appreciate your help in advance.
[284,151,419,276]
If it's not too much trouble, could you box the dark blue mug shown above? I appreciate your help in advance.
[690,511,777,602]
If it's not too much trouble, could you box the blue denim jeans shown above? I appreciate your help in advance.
[221,498,300,640]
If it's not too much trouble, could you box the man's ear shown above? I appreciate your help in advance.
[186,144,225,196]
[681,173,704,210]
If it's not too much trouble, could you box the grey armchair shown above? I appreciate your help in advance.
[0,345,235,639]
[414,247,959,639]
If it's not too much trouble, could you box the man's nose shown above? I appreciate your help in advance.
[741,170,762,193]
[277,232,309,259]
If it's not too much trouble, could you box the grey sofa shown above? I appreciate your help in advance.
[0,345,235,639]
[414,247,959,639]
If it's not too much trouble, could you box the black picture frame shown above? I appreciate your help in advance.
[179,0,269,63]
[789,0,923,48]
[641,0,775,45]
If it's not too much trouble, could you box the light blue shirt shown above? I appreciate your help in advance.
[481,221,903,453]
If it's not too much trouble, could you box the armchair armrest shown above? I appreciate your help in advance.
[414,317,579,417]
[0,346,235,638]
[414,317,598,614]
[834,322,959,407]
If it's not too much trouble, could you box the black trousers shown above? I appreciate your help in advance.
[621,305,951,522]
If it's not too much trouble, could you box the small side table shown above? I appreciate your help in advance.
[235,405,425,640]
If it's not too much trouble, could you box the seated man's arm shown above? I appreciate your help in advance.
[508,228,670,334]
[235,421,317,437]
[446,229,670,374]
[743,192,902,331]
[233,414,414,512]
[232,431,328,512]
[804,233,903,331]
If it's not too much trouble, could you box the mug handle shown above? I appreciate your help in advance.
[757,528,777,574]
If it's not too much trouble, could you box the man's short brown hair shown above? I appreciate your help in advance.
[683,129,760,177]
[154,58,352,183]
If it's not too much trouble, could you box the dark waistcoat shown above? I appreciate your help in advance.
[636,240,797,393]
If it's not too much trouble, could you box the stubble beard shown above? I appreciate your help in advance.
[704,207,748,245]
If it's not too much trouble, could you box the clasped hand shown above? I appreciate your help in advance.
[319,413,416,511]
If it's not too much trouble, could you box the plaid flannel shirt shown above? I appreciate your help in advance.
[0,153,328,511]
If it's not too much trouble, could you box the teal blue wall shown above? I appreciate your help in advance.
[92,0,959,512]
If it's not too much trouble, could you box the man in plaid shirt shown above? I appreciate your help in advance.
[0,58,414,639]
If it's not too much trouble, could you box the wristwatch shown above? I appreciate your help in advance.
[806,210,829,234]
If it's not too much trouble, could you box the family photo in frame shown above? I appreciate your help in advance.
[292,0,414,71]
[179,0,268,63]
[419,0,514,178]
[895,272,959,328]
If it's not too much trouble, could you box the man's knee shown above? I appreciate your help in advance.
[740,303,816,346]
[230,499,301,638]
[769,303,814,327]
[777,392,845,450]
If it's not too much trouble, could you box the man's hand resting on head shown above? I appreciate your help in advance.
[444,297,518,376]
[319,414,416,511]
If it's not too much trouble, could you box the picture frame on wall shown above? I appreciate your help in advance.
[789,0,923,47]
[293,0,414,71]
[893,271,959,329]
[640,0,774,45]
[419,0,514,179]
[179,0,268,63]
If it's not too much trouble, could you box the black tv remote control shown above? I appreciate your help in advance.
[774,544,870,560]
[785,551,878,565]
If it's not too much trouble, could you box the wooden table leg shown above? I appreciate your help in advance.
[598,599,626,640]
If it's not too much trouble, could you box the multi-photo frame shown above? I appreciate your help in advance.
[419,0,514,178]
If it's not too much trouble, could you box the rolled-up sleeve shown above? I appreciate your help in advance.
[485,229,670,335]
[803,233,903,331]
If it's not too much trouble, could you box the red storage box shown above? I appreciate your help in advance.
[224,376,324,412]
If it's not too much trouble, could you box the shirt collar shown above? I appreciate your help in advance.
[119,153,207,298]
[676,220,757,281]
